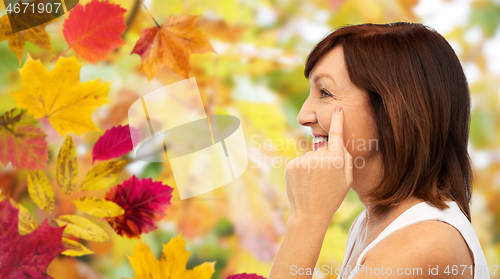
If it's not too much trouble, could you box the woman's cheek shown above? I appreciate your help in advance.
[318,104,357,155]
[317,109,333,134]
[317,104,336,133]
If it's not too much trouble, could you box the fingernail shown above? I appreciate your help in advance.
[334,105,341,113]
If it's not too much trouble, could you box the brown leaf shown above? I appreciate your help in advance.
[0,169,19,199]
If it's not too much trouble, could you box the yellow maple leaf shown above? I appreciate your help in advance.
[10,56,111,137]
[131,14,216,81]
[127,233,215,279]
[0,13,55,65]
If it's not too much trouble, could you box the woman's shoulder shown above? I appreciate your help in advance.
[354,220,474,278]
[357,210,474,278]
[368,219,473,262]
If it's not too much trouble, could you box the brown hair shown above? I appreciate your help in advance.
[304,22,473,221]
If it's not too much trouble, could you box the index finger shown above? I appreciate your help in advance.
[328,105,344,152]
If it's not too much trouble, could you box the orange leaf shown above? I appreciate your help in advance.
[131,14,216,81]
[0,10,55,65]
[61,0,127,63]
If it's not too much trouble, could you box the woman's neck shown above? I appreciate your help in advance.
[348,154,425,233]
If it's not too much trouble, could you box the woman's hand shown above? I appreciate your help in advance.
[285,105,353,226]
[269,106,353,279]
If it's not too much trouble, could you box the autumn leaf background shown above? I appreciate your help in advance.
[0,0,500,278]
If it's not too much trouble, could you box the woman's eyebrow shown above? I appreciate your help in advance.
[311,73,336,85]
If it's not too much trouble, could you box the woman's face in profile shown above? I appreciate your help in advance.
[298,46,379,168]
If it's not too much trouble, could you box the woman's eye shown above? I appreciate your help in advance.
[320,89,331,98]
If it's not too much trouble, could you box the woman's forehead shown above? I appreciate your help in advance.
[310,72,335,85]
[309,47,346,82]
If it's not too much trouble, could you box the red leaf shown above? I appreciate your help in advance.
[62,0,127,63]
[227,274,267,279]
[105,175,173,238]
[0,199,66,278]
[0,108,49,170]
[92,124,140,163]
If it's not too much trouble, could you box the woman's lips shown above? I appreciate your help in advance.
[313,135,328,150]
[314,141,327,150]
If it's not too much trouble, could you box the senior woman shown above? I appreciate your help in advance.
[269,22,489,279]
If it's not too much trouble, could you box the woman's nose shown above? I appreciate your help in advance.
[297,97,317,127]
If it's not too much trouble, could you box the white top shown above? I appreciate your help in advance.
[339,201,489,279]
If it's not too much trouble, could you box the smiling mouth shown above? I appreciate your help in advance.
[313,136,328,144]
